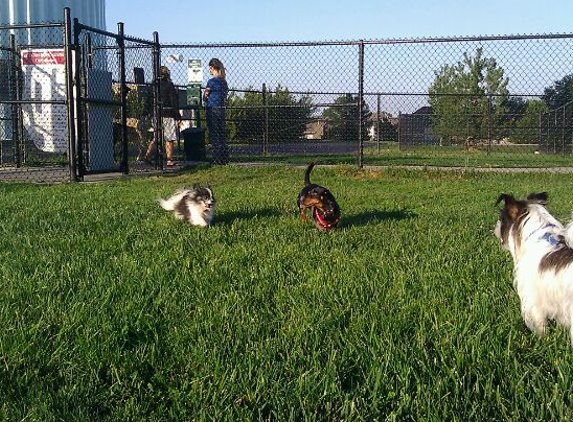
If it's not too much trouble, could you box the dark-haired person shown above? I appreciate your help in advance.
[203,58,229,165]
[145,66,180,167]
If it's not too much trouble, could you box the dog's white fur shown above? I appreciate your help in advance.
[495,193,573,346]
[159,185,215,227]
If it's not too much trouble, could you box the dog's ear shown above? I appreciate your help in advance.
[495,194,521,220]
[193,182,201,190]
[527,192,548,206]
[495,193,513,208]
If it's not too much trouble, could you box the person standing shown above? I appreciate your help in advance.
[145,66,180,167]
[203,58,229,165]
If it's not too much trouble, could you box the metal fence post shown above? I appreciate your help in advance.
[553,109,558,154]
[398,112,402,151]
[561,105,566,155]
[86,33,93,69]
[117,22,128,174]
[357,40,364,167]
[72,17,85,178]
[486,95,492,155]
[262,83,268,155]
[376,94,381,154]
[569,105,573,154]
[152,31,162,169]
[63,8,78,181]
[9,34,21,168]
[538,112,542,153]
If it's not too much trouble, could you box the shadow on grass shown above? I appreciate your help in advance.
[216,208,283,225]
[342,208,417,227]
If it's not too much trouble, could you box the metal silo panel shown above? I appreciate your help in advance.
[0,0,106,29]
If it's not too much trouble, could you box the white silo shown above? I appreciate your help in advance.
[0,0,105,28]
[0,0,106,47]
[0,1,107,157]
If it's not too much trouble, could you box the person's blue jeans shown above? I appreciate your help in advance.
[206,106,228,164]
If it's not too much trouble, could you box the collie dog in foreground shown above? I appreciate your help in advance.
[495,192,573,346]
[159,184,215,227]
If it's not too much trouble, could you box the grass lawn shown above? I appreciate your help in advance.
[2,165,573,420]
[224,142,573,168]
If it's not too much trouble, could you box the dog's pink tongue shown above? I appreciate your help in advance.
[313,208,330,230]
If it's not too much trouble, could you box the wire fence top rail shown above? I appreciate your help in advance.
[162,32,573,48]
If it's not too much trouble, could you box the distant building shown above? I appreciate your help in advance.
[398,106,440,148]
[368,112,398,140]
[304,120,326,140]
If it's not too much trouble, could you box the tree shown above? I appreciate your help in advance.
[226,88,262,143]
[500,96,527,125]
[323,94,371,141]
[428,48,509,144]
[513,99,548,143]
[226,85,314,143]
[267,86,314,142]
[543,74,573,110]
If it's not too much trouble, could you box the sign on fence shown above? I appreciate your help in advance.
[21,48,68,154]
[187,58,202,106]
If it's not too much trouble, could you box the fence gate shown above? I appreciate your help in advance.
[72,20,161,179]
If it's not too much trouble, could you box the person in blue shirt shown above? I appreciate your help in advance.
[203,58,229,164]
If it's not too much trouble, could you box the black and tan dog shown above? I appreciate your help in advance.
[297,162,341,231]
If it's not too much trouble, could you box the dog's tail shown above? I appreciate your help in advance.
[304,162,316,186]
[158,189,188,211]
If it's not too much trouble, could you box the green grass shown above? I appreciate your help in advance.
[362,143,573,168]
[2,165,573,420]
[224,142,573,168]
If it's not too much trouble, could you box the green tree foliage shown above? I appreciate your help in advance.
[323,94,372,141]
[226,88,262,143]
[543,74,573,110]
[496,96,547,144]
[112,85,146,119]
[226,85,314,143]
[428,48,509,144]
[514,99,548,143]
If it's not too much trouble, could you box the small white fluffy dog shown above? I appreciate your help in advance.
[159,184,215,227]
[495,192,573,346]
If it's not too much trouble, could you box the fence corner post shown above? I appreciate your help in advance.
[357,39,364,168]
[63,7,78,181]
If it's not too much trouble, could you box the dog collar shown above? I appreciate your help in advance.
[540,231,561,247]
[526,223,560,246]
[314,208,340,231]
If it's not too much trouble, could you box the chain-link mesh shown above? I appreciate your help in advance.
[161,35,573,168]
[161,42,362,164]
[2,16,573,183]
[364,35,573,167]
[74,26,160,176]
[0,21,71,182]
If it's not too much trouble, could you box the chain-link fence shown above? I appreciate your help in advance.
[162,41,365,166]
[363,35,573,168]
[73,21,161,177]
[1,9,573,183]
[0,20,72,182]
[164,35,573,169]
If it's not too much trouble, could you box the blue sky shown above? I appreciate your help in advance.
[106,0,573,43]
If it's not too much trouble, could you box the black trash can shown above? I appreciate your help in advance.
[181,127,206,161]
